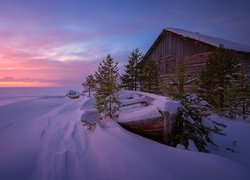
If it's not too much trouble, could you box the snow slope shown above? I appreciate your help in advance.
[166,27,250,52]
[0,92,250,180]
[209,114,250,169]
[0,87,73,107]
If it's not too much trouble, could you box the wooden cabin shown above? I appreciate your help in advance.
[143,28,250,84]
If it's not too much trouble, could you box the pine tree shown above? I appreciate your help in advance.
[174,94,225,152]
[200,45,238,112]
[225,68,250,119]
[94,54,120,118]
[121,48,143,90]
[162,59,224,151]
[83,74,96,97]
[138,58,160,93]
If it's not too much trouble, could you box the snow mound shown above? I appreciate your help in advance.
[208,114,250,169]
[120,95,148,106]
[166,27,250,52]
[118,91,139,100]
[66,90,80,99]
[88,120,250,180]
[80,97,96,110]
[81,110,100,123]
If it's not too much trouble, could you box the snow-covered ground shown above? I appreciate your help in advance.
[0,87,72,107]
[0,88,250,180]
[208,114,250,169]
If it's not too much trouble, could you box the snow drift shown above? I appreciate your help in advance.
[0,89,249,180]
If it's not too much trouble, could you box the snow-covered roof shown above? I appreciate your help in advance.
[165,27,250,52]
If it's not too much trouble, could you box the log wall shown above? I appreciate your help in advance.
[144,29,250,82]
[145,30,216,76]
[159,52,213,85]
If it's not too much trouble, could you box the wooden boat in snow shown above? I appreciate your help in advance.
[117,91,179,144]
[119,116,165,143]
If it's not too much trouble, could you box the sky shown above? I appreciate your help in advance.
[0,0,250,87]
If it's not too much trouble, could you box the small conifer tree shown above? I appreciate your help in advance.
[94,54,120,118]
[138,58,160,93]
[121,48,143,90]
[163,59,224,151]
[174,94,225,152]
[200,45,238,112]
[83,74,96,97]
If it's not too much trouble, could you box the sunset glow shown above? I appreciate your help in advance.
[0,81,54,87]
[0,0,249,87]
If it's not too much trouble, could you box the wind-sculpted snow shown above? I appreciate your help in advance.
[0,95,249,180]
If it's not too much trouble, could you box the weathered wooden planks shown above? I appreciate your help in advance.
[118,112,178,145]
[118,117,165,143]
[144,29,250,83]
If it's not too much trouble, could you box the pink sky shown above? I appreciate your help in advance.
[0,25,129,87]
[0,0,249,87]
[0,35,101,87]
